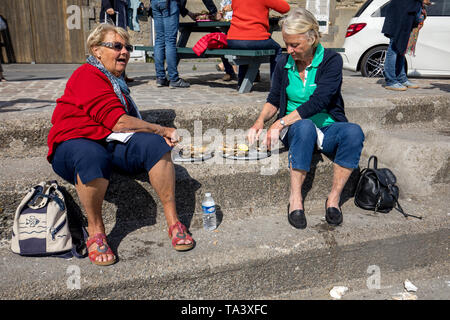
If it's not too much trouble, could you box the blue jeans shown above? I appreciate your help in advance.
[384,38,408,86]
[152,0,180,82]
[282,120,365,172]
[227,38,282,84]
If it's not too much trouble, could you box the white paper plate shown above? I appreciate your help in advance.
[219,150,271,160]
[172,149,215,162]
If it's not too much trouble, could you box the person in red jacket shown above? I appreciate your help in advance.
[225,0,290,88]
[47,23,194,266]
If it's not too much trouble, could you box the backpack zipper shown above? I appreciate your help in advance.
[50,219,67,240]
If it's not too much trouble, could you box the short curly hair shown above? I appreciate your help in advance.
[86,23,130,55]
[280,7,321,48]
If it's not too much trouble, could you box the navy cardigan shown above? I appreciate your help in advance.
[381,0,422,54]
[266,49,347,123]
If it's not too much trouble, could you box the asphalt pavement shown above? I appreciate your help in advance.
[1,60,361,82]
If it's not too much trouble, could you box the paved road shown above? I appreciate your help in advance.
[266,262,450,300]
[2,60,449,115]
[1,59,361,82]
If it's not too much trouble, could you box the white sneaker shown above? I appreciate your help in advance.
[385,83,407,91]
[402,80,419,89]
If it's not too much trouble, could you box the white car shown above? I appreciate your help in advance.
[341,0,450,77]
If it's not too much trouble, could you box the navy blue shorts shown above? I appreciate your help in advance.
[51,132,172,185]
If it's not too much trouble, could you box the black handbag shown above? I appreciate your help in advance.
[354,155,422,219]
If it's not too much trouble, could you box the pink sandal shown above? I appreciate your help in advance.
[168,222,194,251]
[86,233,116,266]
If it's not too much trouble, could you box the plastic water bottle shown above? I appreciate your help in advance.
[202,193,217,231]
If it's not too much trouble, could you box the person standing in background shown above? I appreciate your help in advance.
[100,0,129,29]
[151,0,191,88]
[381,0,431,91]
[0,15,8,81]
[0,62,6,82]
[100,0,134,82]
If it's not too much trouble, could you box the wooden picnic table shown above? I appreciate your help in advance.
[137,18,332,93]
[176,17,287,47]
[176,17,327,46]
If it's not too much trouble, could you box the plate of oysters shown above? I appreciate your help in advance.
[220,142,271,160]
[172,143,214,162]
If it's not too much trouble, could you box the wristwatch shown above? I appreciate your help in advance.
[279,118,286,127]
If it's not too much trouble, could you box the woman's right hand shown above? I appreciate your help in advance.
[162,127,180,147]
[106,8,115,15]
[247,119,264,145]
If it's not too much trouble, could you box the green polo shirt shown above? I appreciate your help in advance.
[285,43,335,128]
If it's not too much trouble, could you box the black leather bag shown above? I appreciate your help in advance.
[354,155,422,219]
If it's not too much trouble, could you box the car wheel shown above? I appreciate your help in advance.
[360,45,388,78]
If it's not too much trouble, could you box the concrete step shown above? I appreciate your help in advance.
[0,194,448,299]
[345,94,450,131]
[1,94,449,156]
[362,127,450,196]
[1,126,448,239]
[0,151,361,239]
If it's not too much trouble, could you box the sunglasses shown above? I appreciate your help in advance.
[100,42,133,52]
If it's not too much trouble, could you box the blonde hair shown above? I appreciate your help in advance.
[280,7,321,48]
[86,23,130,55]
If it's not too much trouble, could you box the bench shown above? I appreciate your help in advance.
[135,46,275,93]
[135,46,346,93]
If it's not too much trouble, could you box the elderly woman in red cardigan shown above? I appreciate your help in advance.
[47,23,194,266]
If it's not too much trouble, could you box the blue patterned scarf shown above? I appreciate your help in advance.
[86,55,142,119]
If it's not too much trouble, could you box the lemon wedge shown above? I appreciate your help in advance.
[237,144,249,151]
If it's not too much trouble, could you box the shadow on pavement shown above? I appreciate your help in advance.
[0,98,55,112]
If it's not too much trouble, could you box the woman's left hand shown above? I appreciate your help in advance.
[264,121,283,151]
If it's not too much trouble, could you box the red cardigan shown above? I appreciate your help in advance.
[47,64,126,162]
[227,0,290,41]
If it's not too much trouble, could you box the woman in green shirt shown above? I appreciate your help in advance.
[248,7,364,229]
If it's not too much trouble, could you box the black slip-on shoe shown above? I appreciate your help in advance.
[325,199,343,226]
[287,204,307,229]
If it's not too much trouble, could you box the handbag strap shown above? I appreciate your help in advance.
[368,155,378,169]
[388,185,423,220]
